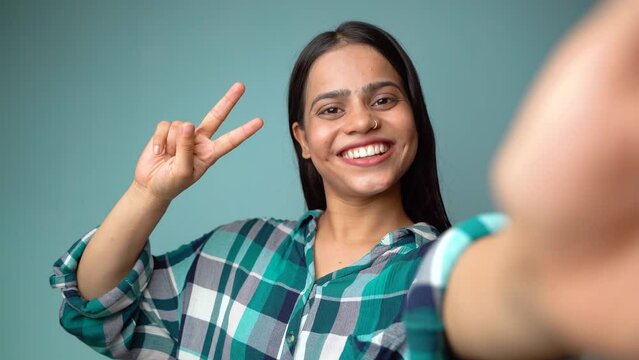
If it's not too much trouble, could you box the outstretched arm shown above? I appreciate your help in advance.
[444,1,639,358]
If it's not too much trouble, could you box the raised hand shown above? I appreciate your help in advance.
[490,1,639,356]
[76,83,262,299]
[133,83,263,201]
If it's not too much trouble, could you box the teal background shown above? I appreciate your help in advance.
[1,0,595,358]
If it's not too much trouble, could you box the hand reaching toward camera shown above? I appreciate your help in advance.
[444,3,638,359]
[491,0,639,356]
[133,82,263,201]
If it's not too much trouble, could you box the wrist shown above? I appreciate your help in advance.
[127,181,172,209]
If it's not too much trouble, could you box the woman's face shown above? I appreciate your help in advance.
[293,43,418,201]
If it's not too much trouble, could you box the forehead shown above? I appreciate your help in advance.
[305,43,402,99]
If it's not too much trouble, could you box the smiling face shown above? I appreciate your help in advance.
[292,43,418,202]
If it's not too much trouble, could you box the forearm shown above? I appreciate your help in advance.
[444,228,570,359]
[447,224,638,359]
[76,181,170,299]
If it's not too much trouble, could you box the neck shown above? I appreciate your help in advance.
[317,183,414,245]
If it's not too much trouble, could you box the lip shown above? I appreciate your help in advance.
[337,137,394,155]
[338,139,395,167]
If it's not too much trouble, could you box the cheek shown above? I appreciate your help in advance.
[397,123,419,174]
[401,144,417,175]
[306,123,336,158]
[399,118,418,152]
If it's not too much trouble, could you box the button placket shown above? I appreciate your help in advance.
[283,281,316,355]
[281,211,320,357]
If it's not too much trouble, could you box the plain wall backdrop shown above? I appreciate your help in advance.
[1,1,595,358]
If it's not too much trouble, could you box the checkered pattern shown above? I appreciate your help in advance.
[403,213,507,359]
[50,210,442,359]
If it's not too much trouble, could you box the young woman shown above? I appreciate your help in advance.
[50,20,451,359]
[51,1,639,359]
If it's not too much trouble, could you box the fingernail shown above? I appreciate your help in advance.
[182,124,193,135]
[153,145,160,155]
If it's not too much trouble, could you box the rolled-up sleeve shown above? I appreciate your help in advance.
[50,228,154,318]
[49,227,178,358]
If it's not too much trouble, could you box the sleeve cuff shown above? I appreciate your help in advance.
[403,212,508,357]
[49,227,154,318]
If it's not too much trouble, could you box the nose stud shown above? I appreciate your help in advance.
[371,119,379,130]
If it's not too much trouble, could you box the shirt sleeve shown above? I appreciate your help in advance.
[402,213,508,360]
[49,227,208,359]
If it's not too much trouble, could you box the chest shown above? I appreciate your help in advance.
[313,237,378,279]
[176,252,412,359]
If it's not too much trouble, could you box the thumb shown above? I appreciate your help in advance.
[175,123,195,178]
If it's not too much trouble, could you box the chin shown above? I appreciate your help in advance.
[349,178,397,197]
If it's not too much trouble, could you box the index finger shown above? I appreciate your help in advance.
[204,118,264,166]
[196,82,245,138]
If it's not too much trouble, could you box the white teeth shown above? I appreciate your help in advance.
[366,145,375,156]
[341,143,390,159]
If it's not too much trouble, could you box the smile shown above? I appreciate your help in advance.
[340,143,389,159]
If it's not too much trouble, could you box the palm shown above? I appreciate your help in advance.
[134,133,206,197]
[133,83,263,201]
[492,1,639,241]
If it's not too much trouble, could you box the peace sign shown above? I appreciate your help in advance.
[133,82,263,201]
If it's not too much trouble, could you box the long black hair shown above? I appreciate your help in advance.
[287,21,451,232]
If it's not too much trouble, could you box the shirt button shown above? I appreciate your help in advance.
[286,331,296,344]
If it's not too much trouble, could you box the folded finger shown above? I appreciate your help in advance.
[153,121,171,155]
[166,121,183,156]
[174,123,196,180]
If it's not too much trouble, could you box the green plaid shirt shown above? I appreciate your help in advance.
[50,210,445,359]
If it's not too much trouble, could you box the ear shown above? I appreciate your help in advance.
[292,122,311,159]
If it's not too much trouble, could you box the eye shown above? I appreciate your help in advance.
[318,105,344,119]
[371,96,399,109]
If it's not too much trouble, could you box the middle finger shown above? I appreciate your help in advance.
[196,82,245,138]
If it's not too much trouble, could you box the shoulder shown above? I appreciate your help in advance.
[197,216,301,255]
[156,217,299,264]
[382,223,440,263]
[209,210,320,243]
[211,216,298,239]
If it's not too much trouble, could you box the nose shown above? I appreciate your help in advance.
[341,105,377,134]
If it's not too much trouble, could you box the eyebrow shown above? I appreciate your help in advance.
[308,80,403,110]
[362,80,402,95]
[309,89,351,110]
